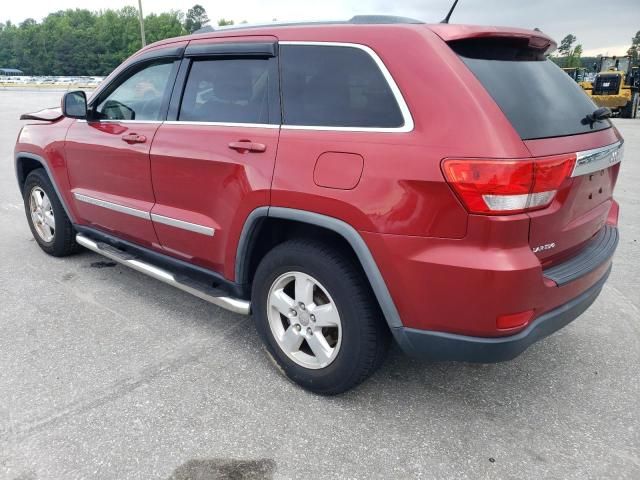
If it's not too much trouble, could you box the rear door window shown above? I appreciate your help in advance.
[455,41,611,140]
[179,58,275,124]
[280,44,405,129]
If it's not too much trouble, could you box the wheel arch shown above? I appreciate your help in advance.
[236,206,403,329]
[15,152,76,223]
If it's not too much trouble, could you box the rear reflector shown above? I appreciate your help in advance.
[442,154,576,215]
[497,310,535,330]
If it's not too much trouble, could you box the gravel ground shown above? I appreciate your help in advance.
[1,90,638,480]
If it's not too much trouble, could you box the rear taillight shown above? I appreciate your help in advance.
[441,154,576,215]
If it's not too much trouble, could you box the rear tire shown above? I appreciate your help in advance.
[252,238,390,395]
[23,169,79,257]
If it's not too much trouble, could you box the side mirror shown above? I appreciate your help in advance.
[61,91,87,119]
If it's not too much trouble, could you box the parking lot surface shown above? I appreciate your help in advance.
[1,90,639,480]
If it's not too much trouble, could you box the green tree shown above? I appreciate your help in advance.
[558,34,576,57]
[0,21,19,69]
[184,4,209,33]
[145,11,186,44]
[552,34,584,69]
[0,7,243,76]
[217,19,234,26]
[627,30,640,63]
[567,44,583,68]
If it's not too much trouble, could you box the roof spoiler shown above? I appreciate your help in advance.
[429,25,557,55]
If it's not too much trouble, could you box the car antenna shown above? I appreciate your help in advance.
[441,0,461,23]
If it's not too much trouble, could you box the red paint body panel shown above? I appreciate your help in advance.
[65,120,161,247]
[362,216,615,336]
[15,117,81,222]
[15,23,623,343]
[149,124,279,276]
[272,130,470,237]
[313,152,364,190]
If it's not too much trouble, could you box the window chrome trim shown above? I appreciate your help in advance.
[78,119,274,128]
[163,121,279,129]
[76,119,163,124]
[572,141,623,177]
[278,41,415,133]
[150,213,215,236]
[73,193,151,220]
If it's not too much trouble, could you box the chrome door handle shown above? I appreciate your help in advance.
[228,141,267,153]
[122,133,147,144]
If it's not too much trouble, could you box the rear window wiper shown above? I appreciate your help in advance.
[582,107,611,126]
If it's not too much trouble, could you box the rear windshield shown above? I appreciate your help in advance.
[457,46,611,140]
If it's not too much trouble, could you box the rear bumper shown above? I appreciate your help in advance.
[543,225,618,286]
[393,265,611,362]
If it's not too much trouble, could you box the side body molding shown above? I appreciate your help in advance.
[236,207,404,329]
[15,151,77,223]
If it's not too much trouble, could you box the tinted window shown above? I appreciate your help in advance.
[96,62,173,121]
[280,45,404,128]
[179,59,273,124]
[461,57,610,140]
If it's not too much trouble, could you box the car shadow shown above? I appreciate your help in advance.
[167,458,276,480]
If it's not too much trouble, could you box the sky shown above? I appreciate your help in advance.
[2,0,638,56]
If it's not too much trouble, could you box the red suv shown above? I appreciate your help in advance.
[15,17,622,394]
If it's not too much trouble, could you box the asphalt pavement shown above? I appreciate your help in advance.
[0,90,638,480]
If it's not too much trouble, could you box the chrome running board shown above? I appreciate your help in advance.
[76,233,250,315]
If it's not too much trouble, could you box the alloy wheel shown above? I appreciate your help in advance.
[29,187,55,243]
[267,271,342,369]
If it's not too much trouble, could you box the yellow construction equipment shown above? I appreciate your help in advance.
[582,56,639,118]
[562,67,587,82]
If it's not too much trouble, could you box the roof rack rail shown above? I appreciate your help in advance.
[192,15,424,34]
[349,15,424,24]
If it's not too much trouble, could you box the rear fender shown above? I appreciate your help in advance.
[235,206,404,331]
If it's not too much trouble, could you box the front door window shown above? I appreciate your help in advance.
[95,62,174,121]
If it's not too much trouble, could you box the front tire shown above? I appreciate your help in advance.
[23,169,78,257]
[252,238,390,395]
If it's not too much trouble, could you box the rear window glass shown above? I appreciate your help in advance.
[280,45,404,128]
[459,54,611,140]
